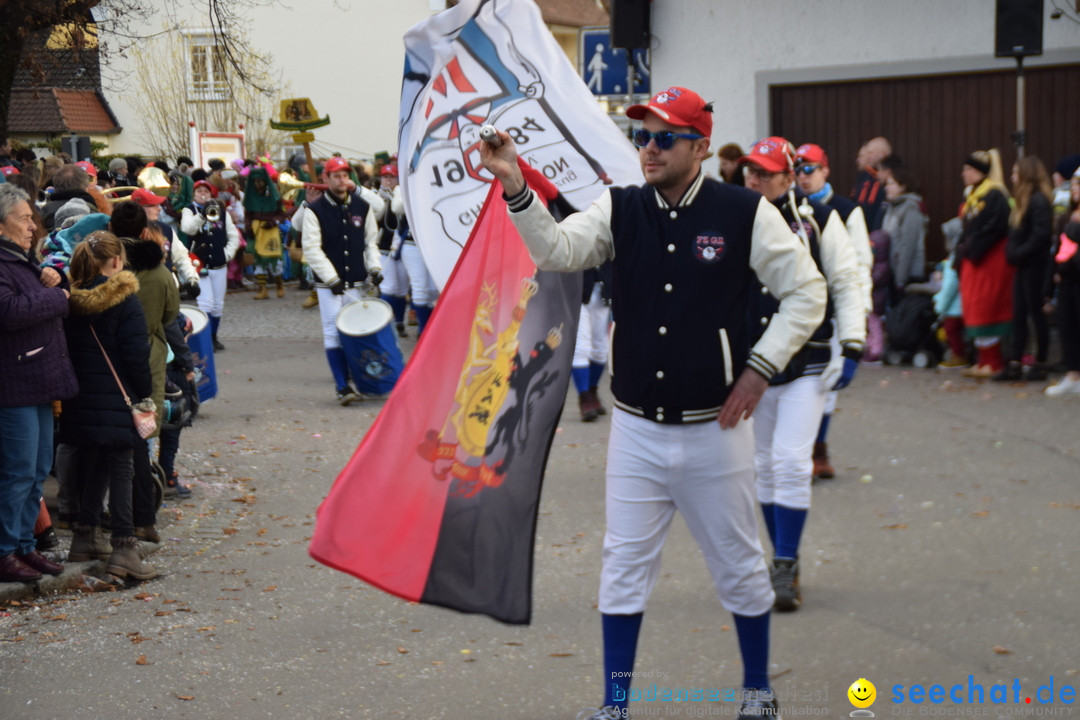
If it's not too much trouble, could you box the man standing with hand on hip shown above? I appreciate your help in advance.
[481,86,826,720]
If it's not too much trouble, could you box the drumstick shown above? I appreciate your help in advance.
[479,125,503,148]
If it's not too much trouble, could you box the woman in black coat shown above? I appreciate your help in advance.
[61,231,158,580]
[997,156,1054,381]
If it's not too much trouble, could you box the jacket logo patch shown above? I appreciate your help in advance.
[352,216,364,228]
[693,233,725,263]
[790,220,814,241]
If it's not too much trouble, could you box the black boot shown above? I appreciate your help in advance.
[212,332,225,351]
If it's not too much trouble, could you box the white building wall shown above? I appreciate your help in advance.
[650,0,1079,150]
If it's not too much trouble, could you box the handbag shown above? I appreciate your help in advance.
[89,325,158,439]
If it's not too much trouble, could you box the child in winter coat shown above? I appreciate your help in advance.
[935,218,967,368]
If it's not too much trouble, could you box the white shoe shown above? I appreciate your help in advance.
[1045,376,1080,397]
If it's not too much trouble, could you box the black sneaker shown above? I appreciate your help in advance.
[337,386,361,406]
[739,691,782,719]
[771,557,801,612]
[1024,364,1048,382]
[992,361,1023,382]
[34,527,59,552]
[396,322,407,339]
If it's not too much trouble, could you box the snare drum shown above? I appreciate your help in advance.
[180,305,217,402]
[335,298,404,396]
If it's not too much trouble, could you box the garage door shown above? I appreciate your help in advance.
[771,63,1080,261]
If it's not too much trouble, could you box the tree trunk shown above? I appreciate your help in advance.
[0,30,25,139]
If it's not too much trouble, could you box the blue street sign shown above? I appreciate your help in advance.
[579,27,650,97]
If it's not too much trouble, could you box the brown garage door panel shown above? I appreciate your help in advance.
[771,64,1080,262]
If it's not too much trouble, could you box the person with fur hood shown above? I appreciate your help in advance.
[61,232,158,580]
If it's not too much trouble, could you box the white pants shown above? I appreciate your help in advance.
[197,267,227,318]
[600,409,774,617]
[754,375,827,510]
[401,242,437,307]
[316,287,366,349]
[573,284,611,368]
[379,252,410,297]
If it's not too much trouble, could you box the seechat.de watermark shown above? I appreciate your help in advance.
[846,676,1076,718]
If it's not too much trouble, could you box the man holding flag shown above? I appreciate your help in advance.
[481,87,827,720]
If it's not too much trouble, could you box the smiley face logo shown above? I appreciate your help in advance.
[848,678,877,709]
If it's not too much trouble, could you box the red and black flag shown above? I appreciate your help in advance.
[309,164,581,624]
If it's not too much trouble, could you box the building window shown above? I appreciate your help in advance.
[187,35,227,101]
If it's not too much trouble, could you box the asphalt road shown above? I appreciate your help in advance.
[1,285,1077,720]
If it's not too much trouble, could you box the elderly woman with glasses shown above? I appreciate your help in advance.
[0,184,78,583]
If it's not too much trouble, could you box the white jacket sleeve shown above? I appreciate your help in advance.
[819,209,867,351]
[223,212,240,263]
[180,207,203,236]
[358,186,386,223]
[291,204,307,232]
[746,197,828,379]
[170,237,199,285]
[301,204,337,286]
[391,185,405,218]
[364,205,382,275]
[845,206,874,314]
[506,189,614,271]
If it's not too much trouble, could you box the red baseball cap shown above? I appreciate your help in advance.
[380,165,398,177]
[132,187,166,206]
[193,179,218,197]
[1,166,20,177]
[323,157,351,175]
[626,87,713,139]
[739,137,796,174]
[795,143,828,168]
[75,160,98,179]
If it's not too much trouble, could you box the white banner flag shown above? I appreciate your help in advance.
[398,0,644,289]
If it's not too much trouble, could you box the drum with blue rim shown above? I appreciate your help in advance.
[180,305,217,402]
[336,297,404,396]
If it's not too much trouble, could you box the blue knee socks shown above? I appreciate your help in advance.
[760,502,778,551]
[382,294,407,324]
[589,361,605,389]
[602,612,643,710]
[325,348,350,391]
[773,505,807,560]
[210,314,221,336]
[414,304,433,335]
[572,366,590,393]
[733,611,771,693]
[816,413,831,444]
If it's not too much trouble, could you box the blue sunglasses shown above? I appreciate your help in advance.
[796,165,821,176]
[632,129,703,150]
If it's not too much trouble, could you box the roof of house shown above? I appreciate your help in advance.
[8,88,122,134]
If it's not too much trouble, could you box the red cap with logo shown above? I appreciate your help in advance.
[131,187,166,206]
[739,137,796,174]
[323,157,351,175]
[626,87,713,139]
[795,143,828,168]
[1,166,20,177]
[380,165,398,177]
[75,161,98,179]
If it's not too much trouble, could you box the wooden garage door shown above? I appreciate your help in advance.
[771,63,1080,261]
